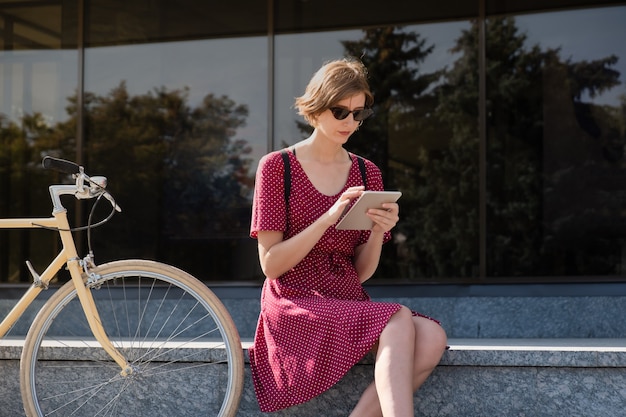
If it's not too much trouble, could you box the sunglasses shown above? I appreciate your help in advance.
[329,107,374,121]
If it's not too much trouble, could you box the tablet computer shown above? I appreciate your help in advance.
[335,191,402,230]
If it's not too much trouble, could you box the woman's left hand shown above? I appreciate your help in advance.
[367,202,399,233]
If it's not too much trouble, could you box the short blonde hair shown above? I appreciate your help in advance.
[295,58,374,126]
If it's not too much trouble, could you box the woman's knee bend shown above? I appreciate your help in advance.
[415,317,448,353]
[432,324,448,354]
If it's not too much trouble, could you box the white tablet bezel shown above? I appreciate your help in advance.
[335,191,402,230]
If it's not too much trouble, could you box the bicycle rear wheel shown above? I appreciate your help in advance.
[20,259,244,417]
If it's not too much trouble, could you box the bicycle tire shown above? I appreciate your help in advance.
[20,259,244,417]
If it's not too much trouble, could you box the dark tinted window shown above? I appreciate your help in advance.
[275,0,476,32]
[486,6,626,278]
[80,1,268,281]
[0,0,78,283]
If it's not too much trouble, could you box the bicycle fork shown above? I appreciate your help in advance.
[55,210,134,377]
[65,258,134,376]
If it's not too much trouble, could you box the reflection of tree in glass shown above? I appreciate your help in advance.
[483,18,623,277]
[0,113,58,282]
[342,26,442,171]
[4,82,253,268]
[161,89,252,240]
[334,18,624,280]
[540,52,624,276]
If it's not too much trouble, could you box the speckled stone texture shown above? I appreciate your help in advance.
[2,339,625,417]
[236,340,626,417]
[2,292,626,415]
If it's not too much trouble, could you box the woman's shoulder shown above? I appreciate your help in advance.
[350,153,381,175]
[258,149,290,171]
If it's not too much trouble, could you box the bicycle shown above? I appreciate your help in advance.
[0,157,245,417]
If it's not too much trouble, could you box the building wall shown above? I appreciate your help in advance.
[0,0,625,288]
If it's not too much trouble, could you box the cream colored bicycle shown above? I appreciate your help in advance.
[0,157,244,417]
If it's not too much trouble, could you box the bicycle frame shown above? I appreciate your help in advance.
[0,188,130,374]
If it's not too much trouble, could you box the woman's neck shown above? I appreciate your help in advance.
[298,132,346,163]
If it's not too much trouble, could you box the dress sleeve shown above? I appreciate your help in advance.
[357,159,392,245]
[250,152,287,238]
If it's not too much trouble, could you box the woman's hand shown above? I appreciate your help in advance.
[354,200,399,282]
[324,186,365,226]
[367,202,399,233]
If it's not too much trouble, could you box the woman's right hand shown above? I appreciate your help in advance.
[324,186,365,226]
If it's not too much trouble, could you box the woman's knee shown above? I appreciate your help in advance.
[414,317,448,358]
[390,306,415,325]
[382,306,415,339]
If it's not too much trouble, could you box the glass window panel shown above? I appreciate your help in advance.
[274,19,479,281]
[0,1,78,283]
[86,0,267,46]
[3,0,623,287]
[486,5,626,277]
[82,1,268,282]
[275,0,476,33]
[487,0,625,15]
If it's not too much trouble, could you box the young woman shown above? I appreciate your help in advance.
[249,58,447,417]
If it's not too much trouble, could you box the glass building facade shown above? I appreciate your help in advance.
[1,0,625,285]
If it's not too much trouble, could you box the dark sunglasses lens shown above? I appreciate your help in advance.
[353,108,373,121]
[330,107,373,121]
[331,108,351,120]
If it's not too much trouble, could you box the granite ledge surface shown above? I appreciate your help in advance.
[243,338,626,368]
[3,337,624,367]
[441,338,626,368]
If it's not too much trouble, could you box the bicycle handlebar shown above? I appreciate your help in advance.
[42,156,80,175]
[42,156,122,213]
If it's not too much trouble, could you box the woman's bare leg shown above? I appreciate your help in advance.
[349,314,447,417]
[374,307,416,417]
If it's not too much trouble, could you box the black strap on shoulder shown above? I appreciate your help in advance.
[356,155,367,189]
[280,149,291,207]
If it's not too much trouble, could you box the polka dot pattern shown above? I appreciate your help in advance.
[248,150,435,413]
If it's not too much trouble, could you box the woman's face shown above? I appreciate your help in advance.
[315,93,366,145]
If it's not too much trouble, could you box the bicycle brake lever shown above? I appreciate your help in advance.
[103,192,122,212]
[89,176,122,212]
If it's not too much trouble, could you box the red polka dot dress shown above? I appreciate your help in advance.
[249,149,434,413]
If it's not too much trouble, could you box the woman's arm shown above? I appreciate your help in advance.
[353,202,400,282]
[258,186,364,279]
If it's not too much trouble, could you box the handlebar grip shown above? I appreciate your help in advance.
[42,156,80,175]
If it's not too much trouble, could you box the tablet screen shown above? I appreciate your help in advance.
[335,191,402,230]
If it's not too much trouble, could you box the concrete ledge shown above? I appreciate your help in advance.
[1,338,625,416]
[237,339,626,417]
[5,337,624,365]
[243,338,626,367]
[442,338,626,367]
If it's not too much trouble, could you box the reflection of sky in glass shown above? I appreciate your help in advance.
[517,5,626,106]
[1,50,77,125]
[84,37,268,164]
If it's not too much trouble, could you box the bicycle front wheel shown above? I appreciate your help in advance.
[20,259,244,417]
